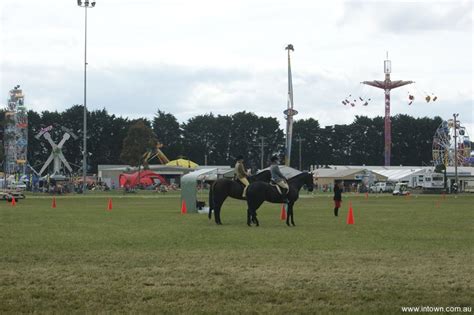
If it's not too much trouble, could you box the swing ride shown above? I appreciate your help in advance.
[343,53,439,167]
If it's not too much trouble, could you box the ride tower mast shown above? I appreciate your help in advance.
[284,44,298,167]
[362,53,413,166]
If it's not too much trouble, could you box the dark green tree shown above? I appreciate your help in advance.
[228,111,284,171]
[120,120,157,166]
[349,116,384,165]
[26,110,44,170]
[392,115,442,166]
[292,118,321,170]
[181,114,217,165]
[256,116,285,169]
[152,109,182,160]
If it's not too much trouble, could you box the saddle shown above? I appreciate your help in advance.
[233,178,246,188]
[270,180,288,195]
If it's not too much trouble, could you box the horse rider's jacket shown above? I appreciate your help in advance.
[234,161,250,197]
[270,163,289,195]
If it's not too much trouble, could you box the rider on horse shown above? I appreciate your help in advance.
[234,155,250,197]
[270,156,289,202]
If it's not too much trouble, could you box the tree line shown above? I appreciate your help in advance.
[0,105,444,173]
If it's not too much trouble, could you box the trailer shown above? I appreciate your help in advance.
[422,172,444,191]
[464,180,474,193]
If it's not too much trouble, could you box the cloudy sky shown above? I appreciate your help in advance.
[1,0,472,135]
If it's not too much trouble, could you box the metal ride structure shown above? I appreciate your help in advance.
[35,126,78,179]
[362,54,413,166]
[432,118,471,167]
[284,44,298,167]
[142,142,170,166]
[3,85,28,175]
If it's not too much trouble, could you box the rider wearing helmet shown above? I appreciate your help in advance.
[234,155,250,197]
[270,156,289,200]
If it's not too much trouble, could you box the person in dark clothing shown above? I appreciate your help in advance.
[333,181,343,217]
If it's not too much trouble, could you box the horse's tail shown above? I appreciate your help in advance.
[208,182,214,220]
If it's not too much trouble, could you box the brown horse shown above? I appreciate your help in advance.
[208,170,271,225]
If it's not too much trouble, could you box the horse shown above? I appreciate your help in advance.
[245,172,314,227]
[208,170,271,225]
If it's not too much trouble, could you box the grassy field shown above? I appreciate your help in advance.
[0,192,472,314]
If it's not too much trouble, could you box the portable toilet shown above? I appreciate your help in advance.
[180,168,216,213]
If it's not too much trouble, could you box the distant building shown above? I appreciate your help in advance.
[315,165,474,193]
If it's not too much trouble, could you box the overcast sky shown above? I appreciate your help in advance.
[1,0,472,136]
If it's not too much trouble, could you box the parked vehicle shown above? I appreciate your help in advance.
[392,183,410,196]
[370,182,394,193]
[7,181,27,190]
[409,171,444,190]
[1,190,26,202]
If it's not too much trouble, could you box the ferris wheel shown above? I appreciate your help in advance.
[432,119,471,167]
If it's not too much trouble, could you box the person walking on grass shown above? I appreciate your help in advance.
[333,180,343,217]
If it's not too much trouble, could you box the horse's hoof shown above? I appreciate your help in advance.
[286,222,290,226]
[292,223,296,226]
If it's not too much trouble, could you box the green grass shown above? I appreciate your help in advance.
[0,192,472,314]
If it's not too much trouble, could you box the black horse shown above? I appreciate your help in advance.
[209,170,271,225]
[245,172,314,227]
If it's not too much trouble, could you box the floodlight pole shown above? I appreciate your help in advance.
[77,0,96,193]
[453,113,459,193]
[362,53,413,166]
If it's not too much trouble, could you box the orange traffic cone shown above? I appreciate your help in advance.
[52,197,57,208]
[107,198,113,211]
[11,197,16,206]
[347,201,354,225]
[280,204,287,220]
[181,200,187,214]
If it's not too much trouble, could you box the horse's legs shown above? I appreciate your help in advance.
[251,211,259,226]
[286,203,295,226]
[214,198,225,225]
[215,206,223,225]
[247,208,252,226]
[248,209,259,226]
[286,205,291,227]
[250,199,264,226]
[290,203,295,226]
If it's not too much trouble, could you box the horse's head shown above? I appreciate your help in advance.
[304,172,314,192]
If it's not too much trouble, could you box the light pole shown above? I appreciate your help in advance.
[453,113,459,193]
[296,136,305,171]
[77,0,96,193]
